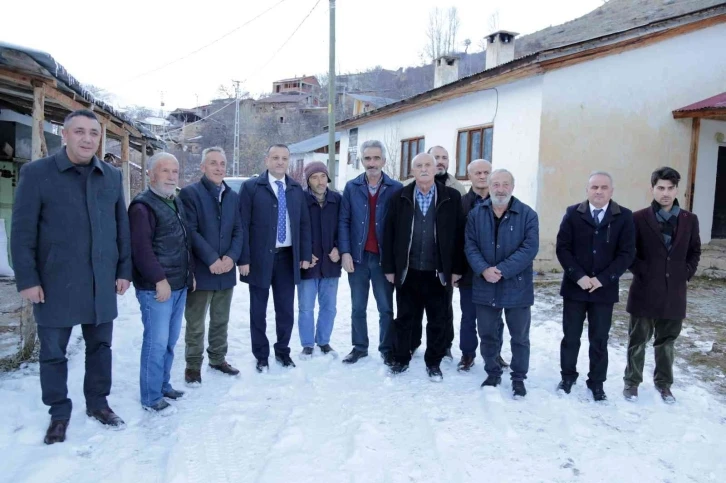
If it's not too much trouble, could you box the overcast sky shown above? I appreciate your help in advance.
[4,0,603,111]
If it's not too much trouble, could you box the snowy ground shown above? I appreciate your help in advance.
[1,276,725,483]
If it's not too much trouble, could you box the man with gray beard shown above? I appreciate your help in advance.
[129,153,194,414]
[465,169,539,398]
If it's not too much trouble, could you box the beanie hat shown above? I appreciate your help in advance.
[304,161,331,183]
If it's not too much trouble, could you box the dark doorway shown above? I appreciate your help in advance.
[712,146,726,239]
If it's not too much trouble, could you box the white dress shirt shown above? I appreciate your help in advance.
[589,202,609,224]
[269,171,292,248]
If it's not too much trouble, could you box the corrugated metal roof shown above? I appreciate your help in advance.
[0,41,165,149]
[674,92,726,112]
[347,93,398,107]
[288,132,341,154]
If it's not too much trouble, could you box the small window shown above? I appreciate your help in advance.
[456,126,493,179]
[400,137,425,180]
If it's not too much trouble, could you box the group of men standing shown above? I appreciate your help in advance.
[11,108,701,446]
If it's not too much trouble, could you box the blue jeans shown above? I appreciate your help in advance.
[459,287,504,358]
[476,305,531,381]
[298,277,339,347]
[137,288,187,407]
[347,251,394,354]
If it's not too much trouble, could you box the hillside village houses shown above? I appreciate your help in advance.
[335,0,726,271]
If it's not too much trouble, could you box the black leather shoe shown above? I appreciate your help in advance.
[342,349,368,364]
[587,381,607,402]
[427,365,443,382]
[86,407,125,428]
[382,351,395,367]
[557,379,575,394]
[389,362,409,375]
[256,358,269,373]
[275,353,296,368]
[512,380,527,398]
[44,419,69,445]
[481,375,502,387]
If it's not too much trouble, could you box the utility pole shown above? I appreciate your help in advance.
[327,0,336,190]
[232,80,242,176]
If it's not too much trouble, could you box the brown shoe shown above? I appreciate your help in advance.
[209,361,240,376]
[185,368,202,385]
[623,385,639,401]
[657,386,676,404]
[44,419,69,445]
[86,408,125,429]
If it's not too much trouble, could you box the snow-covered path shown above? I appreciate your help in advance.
[1,277,724,483]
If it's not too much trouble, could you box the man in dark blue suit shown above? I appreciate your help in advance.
[238,144,312,372]
[556,171,635,401]
[179,147,243,385]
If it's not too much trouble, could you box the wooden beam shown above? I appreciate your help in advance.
[0,68,57,89]
[141,141,148,190]
[96,121,107,159]
[673,109,726,120]
[42,85,128,138]
[686,118,701,212]
[121,135,131,206]
[31,83,46,160]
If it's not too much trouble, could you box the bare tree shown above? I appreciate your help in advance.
[479,10,501,51]
[382,124,401,180]
[423,7,460,63]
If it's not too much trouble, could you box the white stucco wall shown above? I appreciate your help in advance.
[537,21,726,245]
[693,120,726,244]
[338,76,544,208]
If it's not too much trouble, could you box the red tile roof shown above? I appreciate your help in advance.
[674,92,726,112]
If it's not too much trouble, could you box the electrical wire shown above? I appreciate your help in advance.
[120,0,289,84]
[163,0,324,134]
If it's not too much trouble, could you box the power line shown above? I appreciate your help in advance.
[120,0,289,84]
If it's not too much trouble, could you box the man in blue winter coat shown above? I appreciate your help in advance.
[297,161,342,358]
[465,169,539,398]
[556,171,635,402]
[179,147,244,385]
[238,144,312,372]
[338,140,402,365]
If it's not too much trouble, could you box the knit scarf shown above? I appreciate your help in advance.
[653,199,680,250]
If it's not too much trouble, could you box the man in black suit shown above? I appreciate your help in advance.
[555,171,635,401]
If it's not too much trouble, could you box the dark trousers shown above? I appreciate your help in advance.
[459,287,504,358]
[476,305,530,381]
[249,249,295,360]
[624,316,683,388]
[394,270,449,367]
[411,284,454,352]
[560,299,614,384]
[37,322,113,421]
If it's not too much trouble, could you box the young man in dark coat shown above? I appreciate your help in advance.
[556,171,635,401]
[129,153,194,414]
[383,153,466,381]
[297,162,342,358]
[179,147,243,385]
[12,109,131,444]
[238,144,312,372]
[623,167,701,403]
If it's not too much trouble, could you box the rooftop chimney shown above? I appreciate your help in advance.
[434,55,460,89]
[485,30,519,69]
